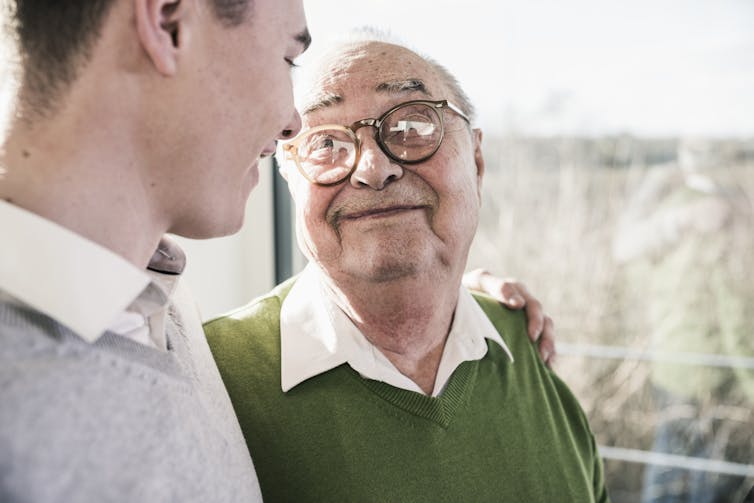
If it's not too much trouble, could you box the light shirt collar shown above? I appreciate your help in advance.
[0,200,176,347]
[281,264,514,396]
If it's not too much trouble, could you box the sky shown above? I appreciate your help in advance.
[1,2,752,138]
[301,0,754,137]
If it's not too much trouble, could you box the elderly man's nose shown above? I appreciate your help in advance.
[350,136,403,190]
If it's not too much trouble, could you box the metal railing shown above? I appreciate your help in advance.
[560,342,754,478]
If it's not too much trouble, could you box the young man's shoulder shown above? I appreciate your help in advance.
[0,301,74,364]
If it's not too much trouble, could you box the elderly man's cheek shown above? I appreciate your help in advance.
[294,207,339,264]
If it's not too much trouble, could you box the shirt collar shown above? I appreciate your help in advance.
[280,264,514,395]
[0,200,183,344]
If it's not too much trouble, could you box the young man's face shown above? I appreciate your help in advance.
[284,42,485,286]
[164,0,309,238]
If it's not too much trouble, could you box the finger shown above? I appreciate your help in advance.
[538,316,556,367]
[464,270,527,308]
[524,298,544,340]
[479,274,526,308]
[499,281,525,308]
[462,268,488,292]
[498,281,546,340]
[507,282,545,336]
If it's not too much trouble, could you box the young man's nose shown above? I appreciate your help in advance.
[279,110,303,141]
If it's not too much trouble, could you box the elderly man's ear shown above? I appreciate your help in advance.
[473,128,485,202]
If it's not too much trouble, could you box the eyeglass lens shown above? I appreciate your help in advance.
[379,103,442,161]
[294,102,443,185]
[296,129,358,185]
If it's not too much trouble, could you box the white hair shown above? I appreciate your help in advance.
[295,25,476,123]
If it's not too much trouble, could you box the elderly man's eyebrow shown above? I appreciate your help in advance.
[301,79,428,116]
[295,28,312,52]
[375,79,430,96]
[302,92,343,115]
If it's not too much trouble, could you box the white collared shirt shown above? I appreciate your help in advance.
[0,199,173,349]
[280,264,514,397]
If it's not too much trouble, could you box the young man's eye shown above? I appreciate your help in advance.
[284,58,300,69]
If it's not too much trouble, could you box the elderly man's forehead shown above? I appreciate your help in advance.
[299,41,441,115]
[321,41,428,77]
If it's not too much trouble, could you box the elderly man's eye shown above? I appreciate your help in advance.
[389,120,435,137]
[385,108,438,140]
[298,130,355,168]
[385,120,437,149]
[302,136,341,163]
[313,136,353,153]
[315,137,335,150]
[302,135,334,154]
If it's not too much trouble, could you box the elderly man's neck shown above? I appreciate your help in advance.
[323,269,463,395]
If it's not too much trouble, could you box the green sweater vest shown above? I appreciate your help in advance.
[205,279,609,502]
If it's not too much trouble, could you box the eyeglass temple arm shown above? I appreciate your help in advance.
[443,101,471,124]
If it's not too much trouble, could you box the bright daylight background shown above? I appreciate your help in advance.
[298,0,754,138]
[298,1,754,501]
[1,1,752,501]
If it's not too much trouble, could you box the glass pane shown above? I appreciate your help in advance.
[468,136,754,501]
[298,3,754,499]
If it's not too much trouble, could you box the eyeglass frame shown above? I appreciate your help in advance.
[282,99,471,186]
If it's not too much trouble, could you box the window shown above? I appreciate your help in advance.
[296,0,754,499]
[469,135,754,500]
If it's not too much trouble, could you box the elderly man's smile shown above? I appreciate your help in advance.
[340,205,428,221]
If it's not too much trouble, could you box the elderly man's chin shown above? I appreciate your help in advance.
[329,262,421,286]
[351,257,423,283]
[337,236,443,284]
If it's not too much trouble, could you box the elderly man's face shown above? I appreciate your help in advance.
[285,42,485,284]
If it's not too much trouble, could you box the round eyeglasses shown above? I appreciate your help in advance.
[282,99,471,186]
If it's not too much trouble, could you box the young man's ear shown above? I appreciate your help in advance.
[473,128,485,202]
[134,0,188,76]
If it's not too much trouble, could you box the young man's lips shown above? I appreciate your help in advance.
[341,205,426,220]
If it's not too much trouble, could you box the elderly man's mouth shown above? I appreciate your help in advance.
[340,205,427,221]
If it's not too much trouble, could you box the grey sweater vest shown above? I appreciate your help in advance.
[0,300,263,502]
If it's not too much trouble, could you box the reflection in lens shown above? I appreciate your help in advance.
[297,129,356,184]
[313,165,354,185]
[381,104,442,161]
